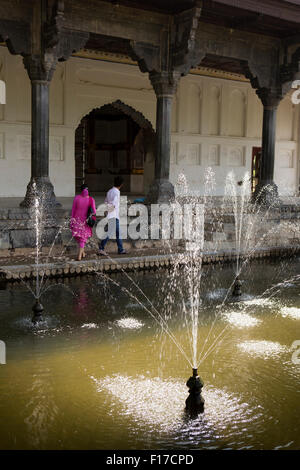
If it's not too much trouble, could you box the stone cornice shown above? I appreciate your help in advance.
[71,48,249,82]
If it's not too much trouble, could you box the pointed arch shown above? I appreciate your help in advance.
[74,100,155,194]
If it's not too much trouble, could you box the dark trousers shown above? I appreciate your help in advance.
[99,218,124,253]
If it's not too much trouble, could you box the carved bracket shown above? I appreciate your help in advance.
[44,0,65,50]
[129,41,160,74]
[172,0,203,73]
[0,1,89,82]
[53,29,89,62]
[128,1,204,93]
[0,19,31,55]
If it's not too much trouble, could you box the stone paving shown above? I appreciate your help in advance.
[0,245,299,281]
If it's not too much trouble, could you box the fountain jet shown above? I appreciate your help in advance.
[185,368,205,417]
[32,299,44,324]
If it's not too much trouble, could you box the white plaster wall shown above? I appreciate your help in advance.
[170,75,299,197]
[274,91,299,196]
[0,48,156,197]
[0,45,298,198]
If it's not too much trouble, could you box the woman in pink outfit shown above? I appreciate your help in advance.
[70,184,96,260]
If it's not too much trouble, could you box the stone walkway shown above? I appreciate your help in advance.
[0,245,298,281]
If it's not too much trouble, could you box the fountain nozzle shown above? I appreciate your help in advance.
[185,368,205,418]
[232,276,242,297]
[32,299,44,324]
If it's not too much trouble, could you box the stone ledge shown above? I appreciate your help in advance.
[1,246,299,282]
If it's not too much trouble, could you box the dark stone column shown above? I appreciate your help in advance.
[31,80,50,179]
[20,58,59,208]
[146,71,180,204]
[254,89,282,205]
[0,1,89,210]
[261,106,277,185]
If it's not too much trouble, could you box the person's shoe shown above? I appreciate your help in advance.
[118,250,127,255]
[98,249,107,256]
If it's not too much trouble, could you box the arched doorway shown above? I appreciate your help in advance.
[75,100,155,195]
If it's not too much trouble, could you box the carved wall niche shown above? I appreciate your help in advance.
[17,134,31,160]
[249,92,263,139]
[50,136,64,161]
[170,142,178,164]
[0,80,5,107]
[187,83,201,134]
[207,85,220,135]
[228,88,245,137]
[15,58,31,123]
[227,146,246,167]
[17,135,65,161]
[186,143,201,165]
[276,98,294,141]
[208,144,220,166]
[279,149,294,168]
[0,56,5,119]
[0,133,4,159]
[50,64,65,125]
[171,94,178,133]
[176,148,186,165]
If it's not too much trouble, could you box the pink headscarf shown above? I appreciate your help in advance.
[81,188,89,197]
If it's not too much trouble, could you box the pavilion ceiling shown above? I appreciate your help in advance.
[0,0,299,81]
[100,0,300,37]
[79,0,300,79]
[200,0,300,38]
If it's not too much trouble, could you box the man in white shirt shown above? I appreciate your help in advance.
[99,176,126,255]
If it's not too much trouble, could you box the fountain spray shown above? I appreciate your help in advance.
[185,368,205,417]
[31,182,44,323]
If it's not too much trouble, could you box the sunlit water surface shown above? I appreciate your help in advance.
[0,259,299,450]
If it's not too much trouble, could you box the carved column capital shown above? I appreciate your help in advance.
[149,71,181,97]
[256,88,283,109]
[23,54,57,83]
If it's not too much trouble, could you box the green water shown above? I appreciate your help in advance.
[0,259,299,449]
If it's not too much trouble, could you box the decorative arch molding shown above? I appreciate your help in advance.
[74,99,156,194]
[207,85,221,135]
[0,79,5,104]
[228,88,246,137]
[79,99,155,134]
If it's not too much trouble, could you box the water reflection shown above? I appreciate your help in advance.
[237,340,288,358]
[0,259,299,449]
[115,318,144,330]
[91,374,263,448]
[223,312,262,328]
[280,307,300,320]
